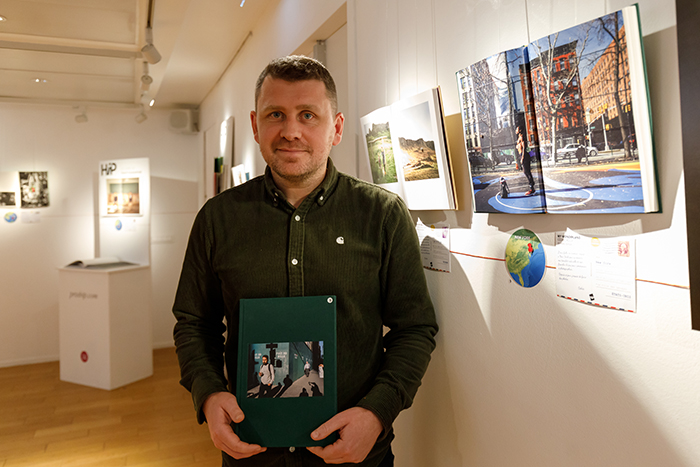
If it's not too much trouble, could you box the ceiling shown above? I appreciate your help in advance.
[0,0,270,110]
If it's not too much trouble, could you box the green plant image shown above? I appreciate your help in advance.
[365,123,398,184]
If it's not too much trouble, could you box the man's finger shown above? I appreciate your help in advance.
[310,412,347,441]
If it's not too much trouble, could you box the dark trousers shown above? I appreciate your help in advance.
[258,383,272,398]
[522,158,535,190]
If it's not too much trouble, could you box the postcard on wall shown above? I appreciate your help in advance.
[361,87,457,210]
[556,229,636,312]
[416,219,451,272]
[19,172,49,208]
[106,178,140,215]
[456,5,658,214]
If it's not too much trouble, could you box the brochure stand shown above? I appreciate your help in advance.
[58,263,152,390]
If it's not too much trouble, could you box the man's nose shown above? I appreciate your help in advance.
[280,118,302,140]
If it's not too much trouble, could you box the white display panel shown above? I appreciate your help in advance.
[98,158,151,265]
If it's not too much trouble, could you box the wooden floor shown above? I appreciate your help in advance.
[0,348,221,467]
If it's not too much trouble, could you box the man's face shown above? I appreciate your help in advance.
[251,77,344,187]
[262,356,268,364]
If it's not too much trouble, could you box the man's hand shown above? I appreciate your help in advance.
[202,392,266,460]
[306,407,383,464]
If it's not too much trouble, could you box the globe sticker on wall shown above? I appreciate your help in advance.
[505,228,545,288]
[4,212,17,223]
[115,219,122,231]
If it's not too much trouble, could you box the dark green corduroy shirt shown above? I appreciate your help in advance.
[173,159,438,467]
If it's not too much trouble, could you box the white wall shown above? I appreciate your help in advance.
[0,104,200,366]
[198,0,700,465]
[349,0,700,466]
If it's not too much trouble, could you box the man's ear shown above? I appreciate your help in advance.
[250,110,260,143]
[332,112,345,147]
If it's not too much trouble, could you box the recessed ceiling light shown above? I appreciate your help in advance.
[239,0,246,6]
[0,15,7,22]
[33,78,48,83]
[149,99,155,107]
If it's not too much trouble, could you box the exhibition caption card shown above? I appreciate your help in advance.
[556,229,636,312]
[416,219,451,273]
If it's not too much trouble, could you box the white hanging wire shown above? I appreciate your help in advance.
[431,0,438,87]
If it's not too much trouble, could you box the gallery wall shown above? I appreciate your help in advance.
[197,0,700,466]
[0,104,200,366]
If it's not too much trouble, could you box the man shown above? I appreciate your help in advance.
[516,125,535,196]
[172,55,437,467]
[258,355,274,398]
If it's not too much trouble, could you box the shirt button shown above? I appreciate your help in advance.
[291,259,298,265]
[319,195,324,201]
[289,447,295,452]
[294,215,301,222]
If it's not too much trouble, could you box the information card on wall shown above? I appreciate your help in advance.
[556,229,636,312]
[416,219,451,272]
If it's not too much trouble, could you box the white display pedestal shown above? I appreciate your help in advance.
[58,265,153,390]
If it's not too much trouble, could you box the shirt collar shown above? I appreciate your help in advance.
[264,158,339,208]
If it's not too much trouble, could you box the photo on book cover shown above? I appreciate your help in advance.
[361,87,457,210]
[457,5,658,214]
[245,341,325,399]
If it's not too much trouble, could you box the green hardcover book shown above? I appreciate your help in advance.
[235,295,337,448]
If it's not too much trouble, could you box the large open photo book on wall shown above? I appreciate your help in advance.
[235,296,337,448]
[456,4,658,214]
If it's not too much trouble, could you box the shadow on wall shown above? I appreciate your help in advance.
[395,249,687,466]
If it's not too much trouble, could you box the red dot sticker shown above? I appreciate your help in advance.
[80,351,88,362]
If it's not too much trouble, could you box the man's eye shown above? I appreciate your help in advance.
[270,111,282,119]
[302,112,314,120]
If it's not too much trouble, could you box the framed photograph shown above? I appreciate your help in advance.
[19,171,49,208]
[105,178,140,215]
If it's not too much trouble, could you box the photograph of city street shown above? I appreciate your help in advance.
[457,5,658,214]
[246,341,325,399]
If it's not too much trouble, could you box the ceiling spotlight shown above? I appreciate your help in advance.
[149,99,155,107]
[239,0,246,6]
[135,105,147,124]
[141,27,161,64]
[33,78,48,83]
[0,15,7,22]
[75,107,88,123]
[141,61,153,91]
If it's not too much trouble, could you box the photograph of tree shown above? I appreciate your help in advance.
[361,87,457,210]
[363,107,398,185]
[457,5,658,214]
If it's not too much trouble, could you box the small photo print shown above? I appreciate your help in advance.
[19,172,49,208]
[0,192,16,207]
[106,178,140,215]
[246,341,325,399]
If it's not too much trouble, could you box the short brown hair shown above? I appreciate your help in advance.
[254,55,338,113]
